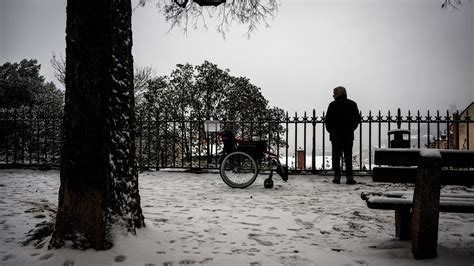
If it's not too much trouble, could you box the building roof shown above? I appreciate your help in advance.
[460,102,474,117]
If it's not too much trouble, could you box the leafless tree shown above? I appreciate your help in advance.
[51,53,154,103]
[136,0,280,38]
[441,0,466,9]
[134,66,155,104]
[51,53,66,86]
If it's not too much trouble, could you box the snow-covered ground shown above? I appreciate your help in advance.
[1,169,473,265]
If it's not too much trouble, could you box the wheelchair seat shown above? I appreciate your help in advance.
[237,140,267,161]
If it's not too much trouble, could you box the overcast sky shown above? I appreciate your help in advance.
[1,0,473,115]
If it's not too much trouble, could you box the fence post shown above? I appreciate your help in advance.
[446,110,450,149]
[312,109,316,174]
[378,110,382,148]
[436,110,441,149]
[294,112,298,171]
[52,111,56,164]
[13,109,17,164]
[285,112,289,167]
[322,111,326,171]
[29,106,33,165]
[417,111,421,148]
[155,112,160,171]
[466,110,470,150]
[44,112,48,164]
[147,117,152,169]
[303,111,307,170]
[397,108,402,129]
[4,109,10,165]
[359,111,363,171]
[407,110,412,148]
[426,110,431,148]
[368,111,372,171]
[20,108,25,164]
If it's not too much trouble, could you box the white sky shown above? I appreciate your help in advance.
[1,0,473,114]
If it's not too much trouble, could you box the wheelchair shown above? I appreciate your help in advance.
[218,129,288,189]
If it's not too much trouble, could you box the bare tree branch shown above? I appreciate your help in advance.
[134,0,471,38]
[143,0,279,38]
[134,66,155,104]
[51,52,155,102]
[51,52,66,86]
[441,0,464,9]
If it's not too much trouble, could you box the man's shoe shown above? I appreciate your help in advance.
[332,179,340,184]
[346,179,357,185]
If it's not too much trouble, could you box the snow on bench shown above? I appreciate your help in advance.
[361,148,474,260]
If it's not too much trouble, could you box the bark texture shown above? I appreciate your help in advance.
[49,0,144,250]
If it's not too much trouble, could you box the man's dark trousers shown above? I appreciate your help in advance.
[331,138,354,180]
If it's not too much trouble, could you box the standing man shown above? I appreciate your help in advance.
[325,86,361,184]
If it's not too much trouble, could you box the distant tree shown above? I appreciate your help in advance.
[187,61,229,119]
[136,75,169,119]
[34,81,65,117]
[0,59,64,159]
[51,53,152,105]
[218,75,268,121]
[135,61,286,164]
[0,59,63,109]
[166,63,196,118]
[151,61,274,122]
[134,66,155,105]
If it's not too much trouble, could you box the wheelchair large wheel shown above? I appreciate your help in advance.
[220,151,258,188]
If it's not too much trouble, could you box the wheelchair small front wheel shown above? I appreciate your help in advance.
[220,151,258,188]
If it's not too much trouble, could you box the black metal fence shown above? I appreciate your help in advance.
[0,107,62,168]
[1,107,472,173]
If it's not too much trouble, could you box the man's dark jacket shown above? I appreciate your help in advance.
[325,95,361,141]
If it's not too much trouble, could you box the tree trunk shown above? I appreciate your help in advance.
[49,0,145,250]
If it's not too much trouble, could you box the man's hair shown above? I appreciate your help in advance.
[334,86,347,97]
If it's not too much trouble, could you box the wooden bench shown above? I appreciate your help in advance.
[361,148,474,259]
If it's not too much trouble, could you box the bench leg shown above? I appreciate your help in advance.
[411,153,441,259]
[395,209,411,240]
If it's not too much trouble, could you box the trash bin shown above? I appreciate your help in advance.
[296,148,305,170]
[388,129,410,148]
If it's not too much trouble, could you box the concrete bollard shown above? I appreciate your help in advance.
[411,149,442,259]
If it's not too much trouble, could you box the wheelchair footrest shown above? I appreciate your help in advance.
[276,165,289,182]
